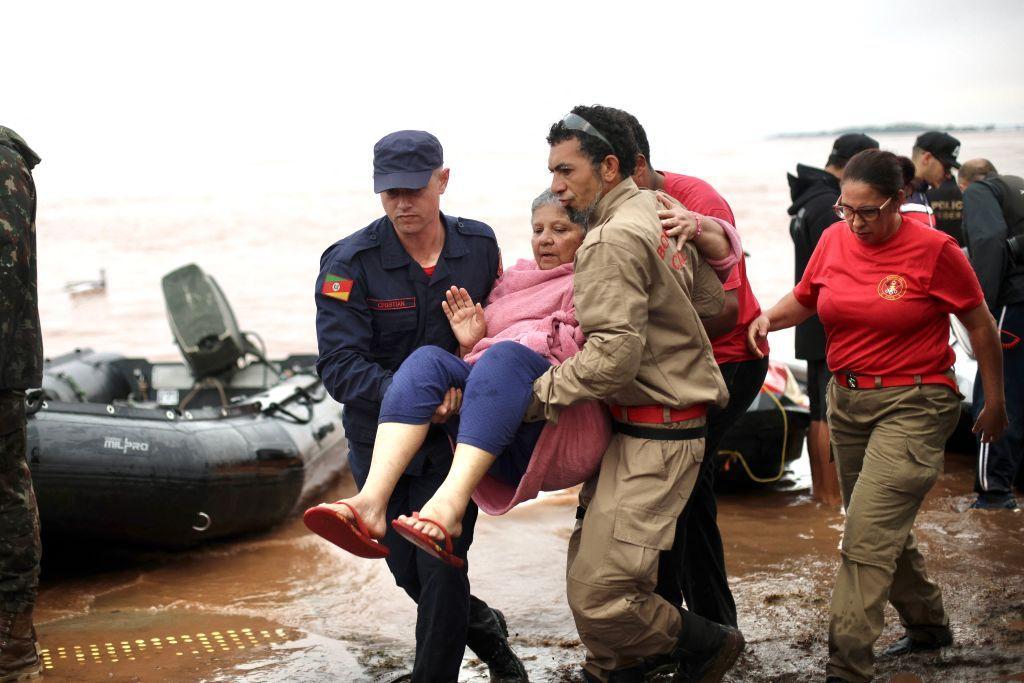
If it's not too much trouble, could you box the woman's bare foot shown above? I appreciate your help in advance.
[318,492,387,539]
[397,495,465,542]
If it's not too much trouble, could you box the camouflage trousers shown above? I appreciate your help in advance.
[0,391,40,613]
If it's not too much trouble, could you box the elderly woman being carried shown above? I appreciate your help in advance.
[306,189,740,566]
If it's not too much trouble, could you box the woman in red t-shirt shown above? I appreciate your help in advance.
[746,149,1007,683]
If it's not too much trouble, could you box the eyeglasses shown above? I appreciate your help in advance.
[832,196,893,222]
[561,113,613,150]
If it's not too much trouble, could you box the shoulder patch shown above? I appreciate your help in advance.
[321,274,354,302]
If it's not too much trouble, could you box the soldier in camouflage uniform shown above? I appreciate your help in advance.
[0,126,43,682]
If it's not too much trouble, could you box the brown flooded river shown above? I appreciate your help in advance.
[28,131,1024,681]
[34,452,1024,682]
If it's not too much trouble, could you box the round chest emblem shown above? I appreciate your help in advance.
[877,274,907,301]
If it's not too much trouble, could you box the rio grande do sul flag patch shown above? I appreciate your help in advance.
[321,274,354,302]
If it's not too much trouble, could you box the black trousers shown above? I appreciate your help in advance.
[973,302,1024,496]
[350,439,498,683]
[654,357,769,628]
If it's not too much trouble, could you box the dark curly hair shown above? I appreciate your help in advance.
[613,108,652,171]
[842,149,903,199]
[547,105,638,179]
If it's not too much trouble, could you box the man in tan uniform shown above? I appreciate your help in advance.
[531,105,745,682]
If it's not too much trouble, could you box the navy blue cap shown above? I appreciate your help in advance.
[373,130,443,193]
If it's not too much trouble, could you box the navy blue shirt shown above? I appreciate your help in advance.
[315,212,500,478]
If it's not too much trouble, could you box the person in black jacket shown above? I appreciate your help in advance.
[959,158,1024,510]
[913,131,965,245]
[786,133,877,505]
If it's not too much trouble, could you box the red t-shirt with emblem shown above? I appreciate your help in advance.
[792,216,982,376]
[661,172,767,363]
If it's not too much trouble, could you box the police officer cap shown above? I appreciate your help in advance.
[831,133,879,163]
[914,131,962,169]
[373,130,443,193]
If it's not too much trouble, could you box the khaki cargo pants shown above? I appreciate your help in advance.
[826,380,960,683]
[566,417,704,681]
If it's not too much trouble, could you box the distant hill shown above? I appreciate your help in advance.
[773,122,1022,139]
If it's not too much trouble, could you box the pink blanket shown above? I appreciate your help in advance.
[466,259,610,516]
[463,260,582,365]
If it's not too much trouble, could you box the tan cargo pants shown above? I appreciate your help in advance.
[566,417,705,681]
[826,380,960,683]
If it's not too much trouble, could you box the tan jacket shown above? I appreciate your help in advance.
[532,179,728,420]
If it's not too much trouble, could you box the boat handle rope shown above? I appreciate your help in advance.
[717,389,791,484]
[264,387,317,424]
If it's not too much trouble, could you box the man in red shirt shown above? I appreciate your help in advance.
[619,110,768,632]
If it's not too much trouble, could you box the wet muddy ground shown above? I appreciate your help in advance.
[34,452,1024,682]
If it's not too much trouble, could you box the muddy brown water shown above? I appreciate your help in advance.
[30,130,1024,680]
[34,452,1024,682]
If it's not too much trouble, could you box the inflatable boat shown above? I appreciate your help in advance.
[713,361,810,488]
[27,264,347,547]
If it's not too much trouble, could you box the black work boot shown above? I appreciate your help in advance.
[674,616,745,683]
[881,627,953,657]
[582,665,647,683]
[466,607,528,682]
[0,608,41,682]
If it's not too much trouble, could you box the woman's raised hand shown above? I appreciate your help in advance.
[655,191,699,248]
[442,286,486,351]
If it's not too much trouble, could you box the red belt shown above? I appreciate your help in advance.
[607,403,707,424]
[834,372,958,392]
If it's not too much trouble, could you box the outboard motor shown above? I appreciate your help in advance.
[161,264,247,379]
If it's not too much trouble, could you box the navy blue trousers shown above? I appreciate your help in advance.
[353,341,549,681]
[350,439,487,682]
[974,302,1024,495]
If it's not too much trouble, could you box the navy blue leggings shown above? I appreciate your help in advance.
[379,342,551,486]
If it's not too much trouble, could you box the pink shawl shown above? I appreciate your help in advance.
[463,260,581,365]
[466,259,610,516]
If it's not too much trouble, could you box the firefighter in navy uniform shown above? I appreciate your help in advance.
[314,130,526,682]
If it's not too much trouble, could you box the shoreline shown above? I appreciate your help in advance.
[33,451,1024,681]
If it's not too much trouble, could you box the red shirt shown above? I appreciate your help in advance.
[793,216,983,376]
[661,171,767,363]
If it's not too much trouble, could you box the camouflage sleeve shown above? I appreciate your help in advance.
[0,144,36,304]
[0,144,43,389]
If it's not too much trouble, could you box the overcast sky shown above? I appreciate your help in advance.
[6,0,1023,179]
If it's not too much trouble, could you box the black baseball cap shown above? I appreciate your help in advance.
[914,131,962,169]
[372,130,443,193]
[831,133,879,163]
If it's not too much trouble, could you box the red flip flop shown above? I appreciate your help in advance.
[391,513,465,568]
[303,501,389,559]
